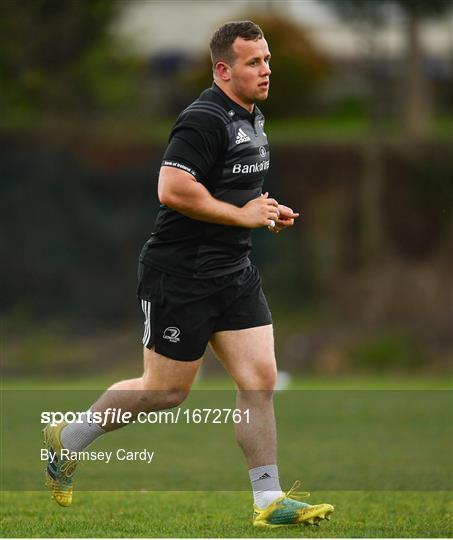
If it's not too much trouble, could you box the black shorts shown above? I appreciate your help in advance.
[137,263,272,361]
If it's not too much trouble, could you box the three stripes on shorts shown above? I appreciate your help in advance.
[141,299,152,347]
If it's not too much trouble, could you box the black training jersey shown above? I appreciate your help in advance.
[140,83,270,278]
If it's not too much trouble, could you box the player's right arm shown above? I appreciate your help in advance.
[158,166,279,229]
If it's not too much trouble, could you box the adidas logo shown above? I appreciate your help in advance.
[235,128,251,145]
[258,473,271,480]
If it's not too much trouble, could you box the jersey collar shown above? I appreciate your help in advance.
[211,83,258,120]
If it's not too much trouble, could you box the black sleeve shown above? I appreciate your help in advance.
[161,111,226,181]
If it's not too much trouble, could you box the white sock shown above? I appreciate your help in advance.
[249,464,283,509]
[60,410,105,452]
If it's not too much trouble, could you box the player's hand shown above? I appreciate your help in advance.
[268,204,299,234]
[239,192,280,228]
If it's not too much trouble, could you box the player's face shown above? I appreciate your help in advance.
[228,37,271,110]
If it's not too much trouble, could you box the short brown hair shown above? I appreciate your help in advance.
[210,21,264,67]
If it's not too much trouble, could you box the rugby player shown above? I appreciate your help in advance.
[44,20,334,528]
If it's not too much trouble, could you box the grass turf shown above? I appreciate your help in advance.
[1,490,452,537]
[2,377,451,537]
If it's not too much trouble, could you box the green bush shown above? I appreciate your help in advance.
[348,332,425,372]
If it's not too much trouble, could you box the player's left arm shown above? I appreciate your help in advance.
[269,204,300,234]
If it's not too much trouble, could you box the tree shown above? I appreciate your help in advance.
[320,0,452,139]
[0,0,138,124]
[317,0,451,266]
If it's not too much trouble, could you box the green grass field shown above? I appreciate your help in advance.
[1,376,452,537]
[2,490,452,538]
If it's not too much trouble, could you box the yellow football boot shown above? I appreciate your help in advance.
[43,422,78,507]
[253,481,334,528]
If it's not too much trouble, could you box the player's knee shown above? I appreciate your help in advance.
[162,388,189,408]
[257,366,277,390]
[137,385,189,411]
[238,363,277,390]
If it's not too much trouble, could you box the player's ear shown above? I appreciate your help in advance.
[215,61,231,81]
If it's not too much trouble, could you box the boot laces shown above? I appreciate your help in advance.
[285,480,310,501]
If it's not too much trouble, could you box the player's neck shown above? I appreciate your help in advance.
[214,81,254,114]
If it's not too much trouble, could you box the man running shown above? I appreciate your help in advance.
[44,20,334,528]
